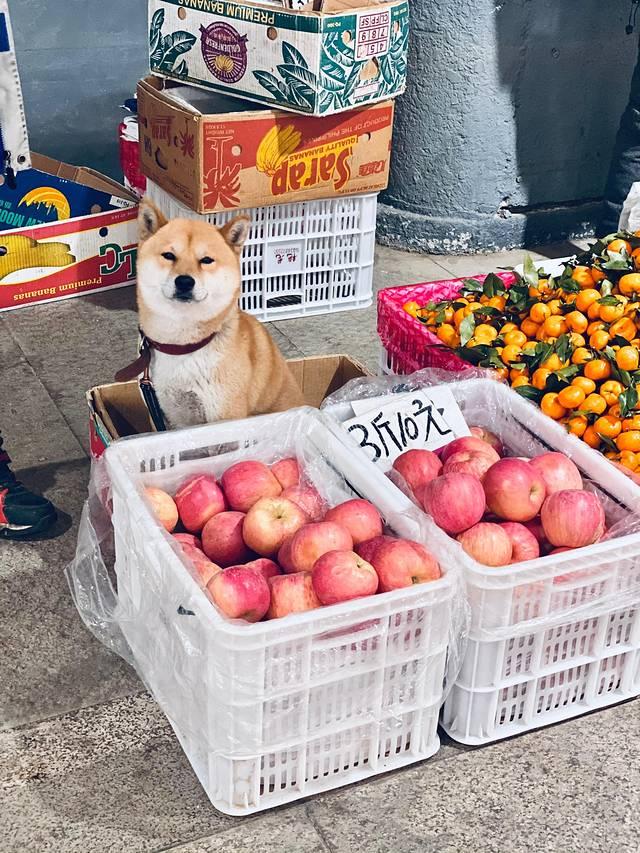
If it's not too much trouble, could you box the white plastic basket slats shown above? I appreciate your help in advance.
[322,376,640,744]
[147,182,376,322]
[103,407,459,814]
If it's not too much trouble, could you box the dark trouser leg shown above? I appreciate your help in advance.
[0,430,10,466]
[603,36,640,234]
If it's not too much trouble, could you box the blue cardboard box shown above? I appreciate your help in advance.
[0,161,131,231]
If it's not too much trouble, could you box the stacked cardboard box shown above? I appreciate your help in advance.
[0,5,138,312]
[136,0,409,318]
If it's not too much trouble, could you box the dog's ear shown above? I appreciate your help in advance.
[138,197,167,243]
[220,216,250,255]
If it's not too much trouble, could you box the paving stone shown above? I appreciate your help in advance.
[307,700,640,853]
[0,694,234,853]
[0,459,141,729]
[165,810,326,853]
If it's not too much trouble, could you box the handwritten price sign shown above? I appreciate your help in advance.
[342,389,470,467]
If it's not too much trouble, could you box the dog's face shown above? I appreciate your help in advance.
[136,198,249,322]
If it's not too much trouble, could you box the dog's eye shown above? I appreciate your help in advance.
[200,256,214,265]
[162,251,176,262]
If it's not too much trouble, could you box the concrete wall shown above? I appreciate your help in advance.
[10,1,639,251]
[379,0,639,252]
[12,0,148,180]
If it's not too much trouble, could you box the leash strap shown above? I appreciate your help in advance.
[114,329,219,433]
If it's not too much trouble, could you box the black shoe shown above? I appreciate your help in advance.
[0,464,57,539]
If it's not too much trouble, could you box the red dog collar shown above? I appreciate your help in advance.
[115,329,217,382]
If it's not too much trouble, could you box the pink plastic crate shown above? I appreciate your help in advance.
[377,272,517,375]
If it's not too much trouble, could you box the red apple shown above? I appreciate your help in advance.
[182,545,221,586]
[529,452,583,495]
[207,566,270,622]
[270,457,300,490]
[469,425,503,456]
[242,496,308,556]
[174,474,226,533]
[540,490,605,548]
[324,499,383,546]
[407,540,443,581]
[482,459,546,522]
[311,549,378,605]
[221,461,282,512]
[392,449,442,494]
[457,522,513,566]
[421,473,486,535]
[267,572,321,619]
[440,435,499,464]
[370,538,441,591]
[201,511,253,567]
[145,487,178,532]
[288,521,353,573]
[282,484,327,521]
[443,446,500,480]
[499,522,540,563]
[172,532,203,551]
[356,534,396,563]
[244,557,281,581]
[522,518,547,546]
[277,536,296,574]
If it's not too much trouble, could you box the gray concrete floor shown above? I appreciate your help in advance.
[0,240,637,853]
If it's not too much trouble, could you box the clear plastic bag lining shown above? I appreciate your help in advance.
[66,407,469,760]
[322,371,640,643]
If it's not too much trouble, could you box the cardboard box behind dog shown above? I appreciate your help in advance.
[88,354,371,457]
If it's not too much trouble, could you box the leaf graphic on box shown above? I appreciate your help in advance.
[278,63,318,92]
[282,41,308,69]
[378,55,396,89]
[150,8,165,61]
[319,89,336,113]
[174,58,188,79]
[323,33,355,68]
[321,51,346,81]
[343,63,361,102]
[253,70,288,102]
[320,67,345,92]
[286,81,314,109]
[157,31,197,74]
[389,28,408,60]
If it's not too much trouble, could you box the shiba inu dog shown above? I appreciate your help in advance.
[128,198,303,429]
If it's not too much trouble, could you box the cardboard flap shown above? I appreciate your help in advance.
[30,153,137,202]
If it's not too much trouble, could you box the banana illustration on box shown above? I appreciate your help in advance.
[0,234,75,281]
[255,125,302,177]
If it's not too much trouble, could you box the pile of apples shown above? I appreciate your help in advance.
[144,457,442,623]
[392,426,606,567]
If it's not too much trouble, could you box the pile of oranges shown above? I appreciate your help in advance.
[402,232,640,473]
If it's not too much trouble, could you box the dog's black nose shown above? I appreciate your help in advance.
[174,274,195,295]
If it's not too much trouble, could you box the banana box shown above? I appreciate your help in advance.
[0,164,131,232]
[147,0,408,116]
[138,75,394,213]
[0,154,138,312]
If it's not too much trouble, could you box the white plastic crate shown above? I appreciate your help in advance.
[147,181,376,322]
[104,408,458,814]
[323,377,640,744]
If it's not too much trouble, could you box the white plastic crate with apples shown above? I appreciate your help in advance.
[322,376,640,744]
[78,407,461,815]
[146,181,376,322]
